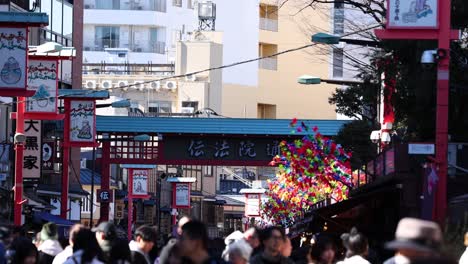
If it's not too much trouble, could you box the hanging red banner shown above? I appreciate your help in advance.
[383,72,395,125]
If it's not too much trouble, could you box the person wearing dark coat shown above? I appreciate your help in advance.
[129,225,157,264]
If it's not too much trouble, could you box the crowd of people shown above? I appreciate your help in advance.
[0,217,466,264]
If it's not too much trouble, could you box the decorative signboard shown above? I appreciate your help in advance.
[130,169,149,198]
[41,141,54,172]
[387,0,438,29]
[162,136,296,165]
[174,183,190,208]
[0,27,28,95]
[69,100,96,144]
[23,119,41,179]
[97,189,114,203]
[245,194,261,217]
[26,59,58,114]
[408,143,435,154]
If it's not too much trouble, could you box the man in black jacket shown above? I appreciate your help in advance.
[129,225,157,264]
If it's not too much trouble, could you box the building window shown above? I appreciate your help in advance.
[333,48,344,78]
[148,101,172,113]
[182,101,199,111]
[150,28,166,54]
[81,196,91,213]
[187,0,194,9]
[173,0,182,7]
[334,0,344,8]
[257,104,276,119]
[96,0,120,9]
[152,0,167,12]
[333,8,344,34]
[95,26,120,50]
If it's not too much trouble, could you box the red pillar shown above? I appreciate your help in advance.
[14,98,25,226]
[100,140,110,222]
[127,196,133,241]
[434,0,451,225]
[61,100,71,219]
[61,145,70,219]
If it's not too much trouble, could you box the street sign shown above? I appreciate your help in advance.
[96,189,114,203]
[408,143,435,154]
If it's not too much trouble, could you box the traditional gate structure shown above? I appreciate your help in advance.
[95,116,348,224]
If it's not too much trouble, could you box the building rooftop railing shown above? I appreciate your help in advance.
[82,62,174,75]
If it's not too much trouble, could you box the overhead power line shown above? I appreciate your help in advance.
[1,24,381,107]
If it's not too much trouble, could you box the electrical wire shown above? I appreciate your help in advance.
[0,24,382,108]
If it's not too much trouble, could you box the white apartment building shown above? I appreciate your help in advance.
[83,0,259,117]
[330,1,378,80]
[83,0,196,64]
[83,0,258,89]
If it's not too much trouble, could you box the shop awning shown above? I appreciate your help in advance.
[33,212,74,226]
[313,185,400,217]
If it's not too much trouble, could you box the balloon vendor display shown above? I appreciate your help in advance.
[262,119,353,226]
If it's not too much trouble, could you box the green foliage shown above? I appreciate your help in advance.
[334,120,375,169]
[443,214,468,258]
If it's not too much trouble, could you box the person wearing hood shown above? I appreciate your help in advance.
[38,222,63,264]
[129,225,157,264]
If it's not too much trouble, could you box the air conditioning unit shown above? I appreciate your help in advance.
[85,80,96,89]
[117,80,128,91]
[133,81,145,91]
[101,80,113,89]
[185,74,196,82]
[165,81,176,92]
[117,80,128,87]
[150,81,161,91]
[181,107,194,113]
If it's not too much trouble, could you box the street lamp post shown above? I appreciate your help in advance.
[374,0,457,225]
[298,75,365,86]
[305,33,395,151]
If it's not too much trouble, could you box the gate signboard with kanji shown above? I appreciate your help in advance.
[161,135,288,165]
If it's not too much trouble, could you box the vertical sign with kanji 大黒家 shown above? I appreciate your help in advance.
[0,28,28,92]
[69,100,96,144]
[26,59,58,114]
[23,120,41,179]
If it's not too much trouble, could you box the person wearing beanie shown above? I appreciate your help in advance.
[38,222,63,264]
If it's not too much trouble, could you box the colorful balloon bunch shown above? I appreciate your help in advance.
[261,119,353,226]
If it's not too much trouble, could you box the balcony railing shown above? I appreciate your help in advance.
[260,17,278,32]
[82,62,175,75]
[259,57,277,71]
[85,40,166,53]
[84,0,167,12]
[40,28,73,47]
